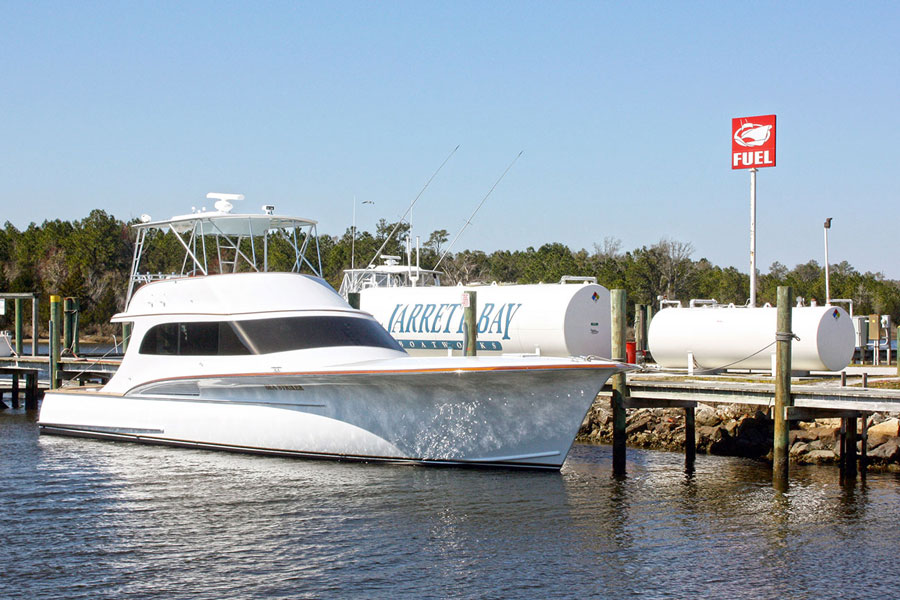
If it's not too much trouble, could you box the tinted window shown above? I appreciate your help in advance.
[235,316,401,354]
[140,322,252,356]
[139,316,400,355]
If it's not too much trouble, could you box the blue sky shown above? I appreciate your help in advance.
[2,1,898,277]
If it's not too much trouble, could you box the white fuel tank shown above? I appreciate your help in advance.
[648,305,855,372]
[359,283,611,357]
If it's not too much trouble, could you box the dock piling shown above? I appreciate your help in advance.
[50,295,61,389]
[611,289,627,477]
[14,298,24,356]
[122,322,132,353]
[634,304,645,363]
[843,414,858,482]
[773,286,793,491]
[860,414,869,478]
[10,372,20,409]
[463,291,477,357]
[684,406,696,474]
[71,298,80,355]
[63,297,74,355]
[25,372,38,410]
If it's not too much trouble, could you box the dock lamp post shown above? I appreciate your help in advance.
[351,199,375,271]
[824,217,832,305]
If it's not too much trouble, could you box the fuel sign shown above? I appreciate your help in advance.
[732,114,776,169]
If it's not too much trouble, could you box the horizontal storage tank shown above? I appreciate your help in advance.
[648,305,855,372]
[359,283,611,357]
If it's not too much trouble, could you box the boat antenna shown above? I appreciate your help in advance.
[366,144,459,269]
[435,150,523,269]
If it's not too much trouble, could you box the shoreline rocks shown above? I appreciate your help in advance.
[577,401,900,471]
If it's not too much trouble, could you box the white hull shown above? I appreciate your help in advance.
[39,363,618,469]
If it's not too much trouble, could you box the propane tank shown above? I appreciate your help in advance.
[359,282,611,357]
[648,305,854,372]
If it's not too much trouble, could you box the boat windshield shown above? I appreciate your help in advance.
[139,316,402,356]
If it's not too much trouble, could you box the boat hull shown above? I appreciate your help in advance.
[38,365,618,469]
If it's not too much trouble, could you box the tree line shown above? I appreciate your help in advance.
[1,210,898,335]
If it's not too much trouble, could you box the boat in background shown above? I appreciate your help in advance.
[39,194,628,469]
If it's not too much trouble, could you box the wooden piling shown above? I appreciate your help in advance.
[25,372,38,410]
[63,297,74,355]
[14,298,24,355]
[843,414,858,481]
[71,298,80,355]
[122,322,132,353]
[773,285,793,491]
[11,373,20,409]
[634,304,645,362]
[840,371,846,387]
[463,291,477,357]
[862,372,868,388]
[50,295,62,389]
[31,296,38,357]
[860,414,869,478]
[838,418,846,476]
[611,289,627,476]
[684,406,696,474]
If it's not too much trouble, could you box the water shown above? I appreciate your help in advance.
[3,409,900,599]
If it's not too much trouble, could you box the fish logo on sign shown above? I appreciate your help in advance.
[733,123,772,148]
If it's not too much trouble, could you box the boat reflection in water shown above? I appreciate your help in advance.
[38,194,628,469]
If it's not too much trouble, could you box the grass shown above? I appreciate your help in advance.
[863,379,900,390]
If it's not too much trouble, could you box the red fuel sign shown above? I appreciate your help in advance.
[732,114,776,169]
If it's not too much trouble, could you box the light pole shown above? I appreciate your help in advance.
[351,199,375,271]
[824,217,832,305]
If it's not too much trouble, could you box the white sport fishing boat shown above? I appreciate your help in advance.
[38,194,627,469]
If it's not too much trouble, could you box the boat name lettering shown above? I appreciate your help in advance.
[397,340,503,351]
[387,302,522,340]
[264,385,305,391]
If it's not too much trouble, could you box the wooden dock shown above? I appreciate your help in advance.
[595,369,900,483]
[0,354,120,409]
[607,375,900,415]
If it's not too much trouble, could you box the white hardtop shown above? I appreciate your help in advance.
[126,193,322,308]
[114,272,349,320]
[135,211,317,237]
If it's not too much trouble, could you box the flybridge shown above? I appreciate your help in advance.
[125,193,323,307]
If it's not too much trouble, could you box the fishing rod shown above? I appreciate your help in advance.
[366,145,460,269]
[434,150,523,270]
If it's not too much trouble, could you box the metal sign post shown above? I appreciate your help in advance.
[824,218,832,304]
[749,168,757,307]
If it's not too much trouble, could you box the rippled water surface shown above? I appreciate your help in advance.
[3,408,900,599]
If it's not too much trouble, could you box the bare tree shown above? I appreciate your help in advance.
[655,238,695,298]
[593,236,622,260]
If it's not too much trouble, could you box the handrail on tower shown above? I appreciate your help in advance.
[125,194,322,308]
